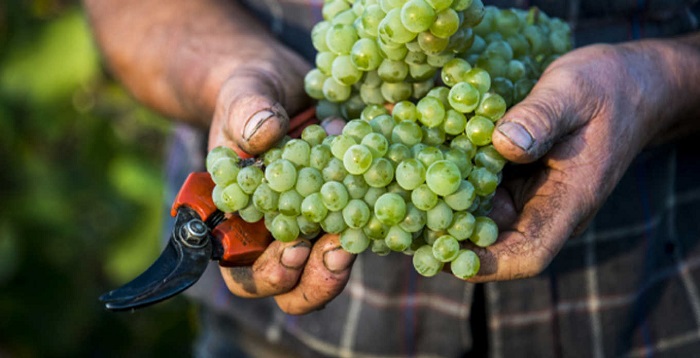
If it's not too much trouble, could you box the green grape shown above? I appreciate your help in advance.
[351,38,382,71]
[301,125,327,147]
[304,69,327,100]
[415,145,444,168]
[451,0,472,11]
[316,100,343,120]
[270,214,300,242]
[442,109,467,135]
[364,186,387,208]
[404,50,427,64]
[326,23,358,55]
[239,202,264,223]
[361,83,386,105]
[344,174,370,199]
[484,40,514,61]
[301,192,329,223]
[309,144,332,170]
[323,77,352,102]
[377,59,408,82]
[416,96,446,128]
[361,103,389,121]
[333,8,358,26]
[343,144,374,175]
[212,185,231,212]
[413,245,444,277]
[342,199,371,228]
[450,134,477,159]
[369,114,396,139]
[490,77,514,107]
[210,157,240,186]
[265,159,297,192]
[332,55,363,85]
[426,51,455,67]
[206,146,239,173]
[475,145,507,173]
[321,210,347,234]
[506,59,526,82]
[465,115,494,146]
[464,67,491,94]
[237,166,264,194]
[426,199,453,231]
[426,160,461,196]
[363,157,395,188]
[407,62,437,81]
[395,158,426,190]
[297,215,321,238]
[468,167,498,196]
[400,0,436,33]
[371,239,392,256]
[282,139,311,167]
[252,183,279,213]
[323,157,349,182]
[323,0,351,21]
[361,132,389,158]
[278,189,303,216]
[423,228,445,245]
[316,51,337,76]
[378,40,409,61]
[378,8,417,44]
[311,21,332,52]
[430,8,459,38]
[447,211,475,241]
[444,180,476,211]
[462,0,485,27]
[451,249,480,279]
[448,82,481,113]
[331,134,357,159]
[514,78,536,103]
[392,100,417,122]
[399,203,427,233]
[476,92,507,121]
[494,8,521,37]
[421,125,446,146]
[441,58,472,87]
[411,183,438,211]
[385,225,412,251]
[432,235,460,262]
[417,31,450,54]
[425,86,450,107]
[374,193,407,226]
[260,150,281,169]
[470,216,498,247]
[341,228,371,254]
[320,181,350,211]
[426,0,452,11]
[381,81,413,103]
[446,27,475,54]
[362,4,386,37]
[476,54,508,78]
[391,121,423,146]
[380,0,407,12]
[385,143,411,167]
[343,119,374,142]
[364,214,390,239]
[444,147,472,179]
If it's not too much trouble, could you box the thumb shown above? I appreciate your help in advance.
[492,74,590,164]
[209,69,308,156]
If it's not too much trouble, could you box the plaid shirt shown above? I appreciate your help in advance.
[162,1,700,357]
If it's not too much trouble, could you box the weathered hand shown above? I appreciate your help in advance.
[207,64,356,314]
[468,41,694,282]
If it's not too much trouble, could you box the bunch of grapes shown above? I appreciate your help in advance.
[206,0,571,279]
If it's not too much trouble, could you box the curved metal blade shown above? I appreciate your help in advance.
[99,214,213,311]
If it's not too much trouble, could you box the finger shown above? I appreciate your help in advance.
[219,239,311,298]
[492,67,598,164]
[274,234,355,315]
[209,68,309,156]
[467,169,584,282]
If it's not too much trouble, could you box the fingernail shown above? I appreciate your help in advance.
[323,246,354,273]
[280,241,311,269]
[497,122,533,151]
[243,109,275,141]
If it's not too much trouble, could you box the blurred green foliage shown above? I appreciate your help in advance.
[0,1,198,356]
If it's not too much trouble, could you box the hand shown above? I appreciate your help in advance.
[208,64,356,315]
[467,40,697,282]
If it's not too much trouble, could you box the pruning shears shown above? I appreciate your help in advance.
[100,107,318,311]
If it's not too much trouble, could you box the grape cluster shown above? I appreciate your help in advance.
[305,0,571,119]
[206,1,572,279]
